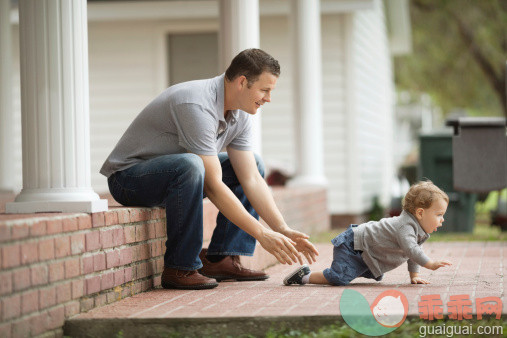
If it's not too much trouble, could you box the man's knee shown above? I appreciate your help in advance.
[253,153,265,178]
[179,154,205,184]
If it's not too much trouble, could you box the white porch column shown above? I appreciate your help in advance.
[289,0,326,186]
[6,0,107,213]
[0,0,13,193]
[219,0,262,154]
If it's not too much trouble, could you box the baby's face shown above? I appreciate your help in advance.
[417,198,448,233]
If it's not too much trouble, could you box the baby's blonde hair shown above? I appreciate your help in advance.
[402,180,449,215]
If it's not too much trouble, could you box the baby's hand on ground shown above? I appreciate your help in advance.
[411,276,430,284]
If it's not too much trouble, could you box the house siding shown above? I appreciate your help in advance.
[7,0,394,216]
[259,16,296,171]
[88,21,163,192]
[347,0,394,213]
[321,14,349,214]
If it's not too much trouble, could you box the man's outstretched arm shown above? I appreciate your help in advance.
[198,153,304,265]
[226,147,318,264]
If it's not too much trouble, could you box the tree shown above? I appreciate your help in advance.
[394,0,507,117]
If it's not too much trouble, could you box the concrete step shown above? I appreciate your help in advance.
[63,243,337,338]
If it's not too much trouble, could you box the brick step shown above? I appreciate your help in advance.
[63,241,506,338]
[0,186,329,338]
[64,245,337,338]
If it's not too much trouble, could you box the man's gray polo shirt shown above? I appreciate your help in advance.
[100,74,253,178]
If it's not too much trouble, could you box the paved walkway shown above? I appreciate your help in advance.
[73,241,505,319]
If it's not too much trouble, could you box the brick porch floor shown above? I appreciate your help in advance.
[0,187,330,337]
[65,241,506,336]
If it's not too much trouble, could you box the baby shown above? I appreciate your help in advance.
[284,180,452,286]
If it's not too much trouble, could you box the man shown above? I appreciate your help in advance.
[101,48,318,290]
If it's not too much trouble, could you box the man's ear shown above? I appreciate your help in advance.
[237,75,247,89]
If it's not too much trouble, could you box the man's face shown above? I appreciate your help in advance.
[238,72,277,114]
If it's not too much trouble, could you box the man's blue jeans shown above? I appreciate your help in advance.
[107,152,264,271]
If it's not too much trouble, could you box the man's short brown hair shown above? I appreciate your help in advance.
[402,180,449,215]
[225,48,280,87]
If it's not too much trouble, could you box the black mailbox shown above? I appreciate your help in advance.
[446,117,507,193]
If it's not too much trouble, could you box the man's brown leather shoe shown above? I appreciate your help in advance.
[161,267,218,290]
[199,248,269,282]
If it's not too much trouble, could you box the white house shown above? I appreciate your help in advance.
[1,0,411,224]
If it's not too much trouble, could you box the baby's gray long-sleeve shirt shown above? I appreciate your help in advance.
[353,210,430,278]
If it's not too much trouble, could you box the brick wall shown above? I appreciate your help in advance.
[0,186,329,337]
[271,186,330,234]
[0,208,166,338]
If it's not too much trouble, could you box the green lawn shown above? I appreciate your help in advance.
[265,318,506,338]
[429,219,505,242]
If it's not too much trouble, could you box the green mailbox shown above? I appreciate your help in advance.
[419,133,476,232]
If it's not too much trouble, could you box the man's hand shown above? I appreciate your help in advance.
[424,260,452,271]
[280,229,319,264]
[257,228,304,265]
[225,149,319,265]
